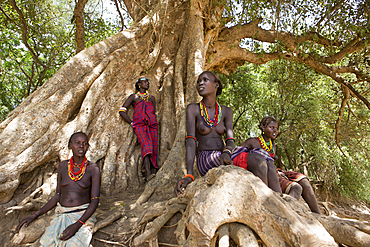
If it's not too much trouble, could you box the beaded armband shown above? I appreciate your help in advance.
[184,174,194,181]
[225,137,235,142]
[222,149,232,156]
[78,219,85,225]
[185,135,197,141]
[91,197,100,200]
[119,107,127,112]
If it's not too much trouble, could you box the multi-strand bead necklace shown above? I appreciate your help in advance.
[136,91,149,101]
[257,136,273,153]
[199,100,222,128]
[68,156,88,181]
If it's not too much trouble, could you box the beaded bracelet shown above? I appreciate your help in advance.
[225,137,235,142]
[91,197,100,200]
[78,219,85,225]
[32,212,39,217]
[119,107,127,112]
[222,149,232,156]
[185,135,197,141]
[184,174,194,181]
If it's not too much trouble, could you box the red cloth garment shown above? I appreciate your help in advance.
[232,152,248,170]
[132,100,158,168]
[276,168,306,193]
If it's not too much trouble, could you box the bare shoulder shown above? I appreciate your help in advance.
[127,94,136,100]
[87,161,100,172]
[241,137,259,149]
[220,105,232,114]
[58,160,68,170]
[186,103,200,113]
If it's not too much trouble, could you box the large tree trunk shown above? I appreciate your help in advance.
[0,1,196,203]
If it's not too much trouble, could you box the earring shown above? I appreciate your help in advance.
[139,85,141,88]
[263,131,265,134]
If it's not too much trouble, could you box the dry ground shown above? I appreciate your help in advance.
[1,178,370,247]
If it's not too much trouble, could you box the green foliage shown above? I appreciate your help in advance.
[218,60,370,202]
[0,0,123,121]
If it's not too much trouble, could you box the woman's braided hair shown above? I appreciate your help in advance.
[259,116,277,131]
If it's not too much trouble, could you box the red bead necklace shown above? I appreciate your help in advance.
[68,156,87,181]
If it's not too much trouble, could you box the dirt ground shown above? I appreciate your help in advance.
[0,184,181,247]
[1,180,370,247]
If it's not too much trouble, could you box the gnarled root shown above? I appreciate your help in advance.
[316,214,370,247]
[11,213,53,245]
[6,168,57,215]
[184,165,337,247]
[229,223,259,247]
[133,201,187,246]
[94,211,124,233]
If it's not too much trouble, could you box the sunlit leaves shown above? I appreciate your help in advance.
[218,59,370,201]
[0,0,123,121]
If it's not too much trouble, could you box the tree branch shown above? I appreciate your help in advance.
[113,0,126,31]
[331,66,370,82]
[314,0,344,27]
[71,0,88,53]
[9,0,46,68]
[296,54,370,110]
[334,86,350,156]
[207,19,370,109]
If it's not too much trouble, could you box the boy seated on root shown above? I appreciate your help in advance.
[17,132,101,246]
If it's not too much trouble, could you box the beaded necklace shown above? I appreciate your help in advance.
[199,100,222,128]
[68,156,87,181]
[136,91,149,101]
[257,136,273,153]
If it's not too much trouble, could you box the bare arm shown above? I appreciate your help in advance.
[150,95,156,112]
[119,94,135,124]
[175,104,197,196]
[16,162,64,232]
[241,137,260,150]
[221,106,234,165]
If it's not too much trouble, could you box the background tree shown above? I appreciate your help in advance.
[0,0,121,120]
[218,61,370,202]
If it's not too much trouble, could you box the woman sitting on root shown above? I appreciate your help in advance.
[17,132,101,246]
[175,71,235,196]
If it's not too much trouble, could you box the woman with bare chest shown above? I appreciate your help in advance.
[175,71,235,196]
[17,132,101,246]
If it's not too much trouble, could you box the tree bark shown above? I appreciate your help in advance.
[72,0,89,53]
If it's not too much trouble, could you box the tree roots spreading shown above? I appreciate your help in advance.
[4,165,370,246]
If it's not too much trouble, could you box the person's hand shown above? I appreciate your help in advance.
[220,153,233,166]
[16,214,38,232]
[59,221,82,241]
[174,177,192,197]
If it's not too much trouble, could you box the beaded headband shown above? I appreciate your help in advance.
[137,78,149,83]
